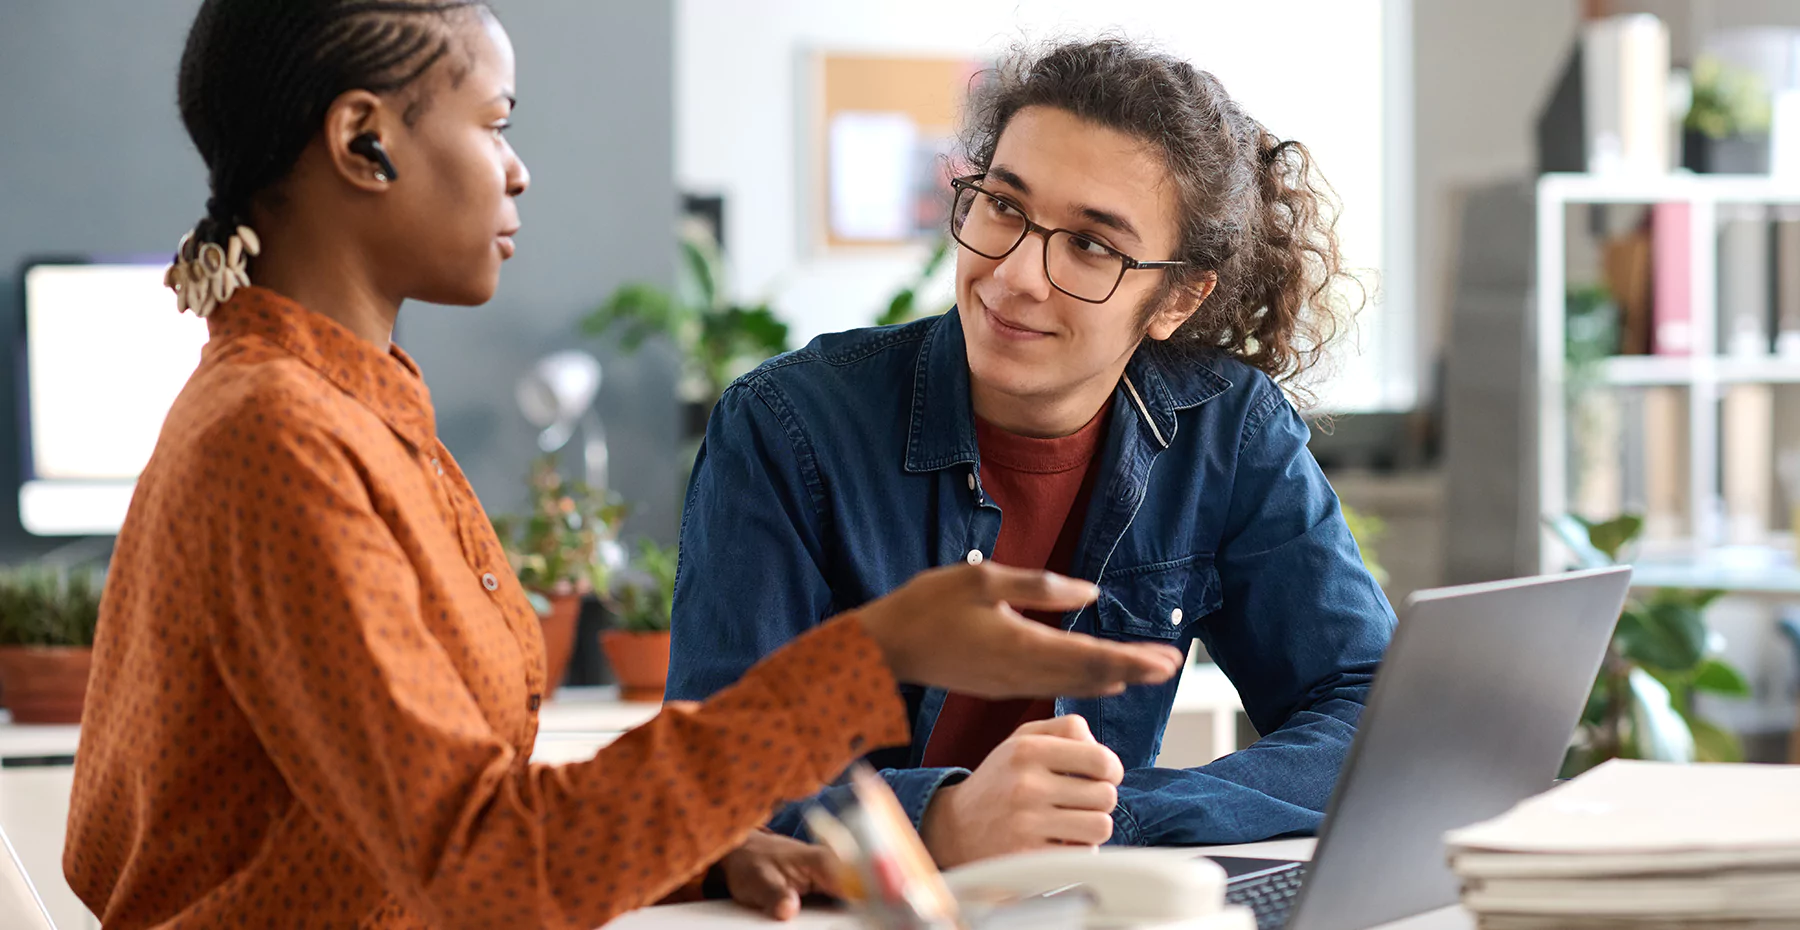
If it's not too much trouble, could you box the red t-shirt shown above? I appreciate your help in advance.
[921,405,1111,770]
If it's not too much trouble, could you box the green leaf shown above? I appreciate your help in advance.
[1686,716,1744,763]
[1616,597,1707,672]
[679,237,719,310]
[732,305,791,355]
[584,282,681,352]
[1626,667,1695,762]
[1689,589,1727,611]
[0,565,105,647]
[1584,515,1643,562]
[1578,668,1609,727]
[1560,740,1602,779]
[921,237,952,276]
[1544,515,1613,569]
[1644,663,1695,713]
[878,289,917,327]
[1691,656,1752,697]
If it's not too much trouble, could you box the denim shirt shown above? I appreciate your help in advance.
[667,309,1396,846]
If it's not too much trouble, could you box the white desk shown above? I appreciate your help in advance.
[0,688,662,930]
[0,665,1245,765]
[609,839,1472,930]
[0,669,1245,930]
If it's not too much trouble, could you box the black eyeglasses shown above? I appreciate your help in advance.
[948,175,1185,304]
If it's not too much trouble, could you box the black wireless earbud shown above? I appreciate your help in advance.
[348,132,399,182]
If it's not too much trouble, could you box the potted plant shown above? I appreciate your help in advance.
[1546,514,1753,775]
[491,454,628,695]
[874,237,955,327]
[1683,55,1773,174]
[1339,502,1390,589]
[598,540,677,702]
[582,229,791,444]
[0,565,104,724]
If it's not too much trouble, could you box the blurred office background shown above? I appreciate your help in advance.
[6,1,1800,923]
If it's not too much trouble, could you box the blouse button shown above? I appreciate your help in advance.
[527,693,542,712]
[481,572,499,592]
[431,457,443,476]
[966,549,984,565]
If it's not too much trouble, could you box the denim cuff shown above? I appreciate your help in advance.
[1109,796,1145,846]
[885,765,971,834]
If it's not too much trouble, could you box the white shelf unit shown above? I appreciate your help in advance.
[1536,173,1800,587]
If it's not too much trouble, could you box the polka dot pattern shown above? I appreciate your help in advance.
[64,288,910,929]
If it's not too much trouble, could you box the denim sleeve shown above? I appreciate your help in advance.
[665,380,959,838]
[1111,390,1397,846]
[666,380,837,704]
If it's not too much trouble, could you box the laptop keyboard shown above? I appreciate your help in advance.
[1225,862,1308,930]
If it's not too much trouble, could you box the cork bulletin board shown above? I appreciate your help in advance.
[809,53,985,250]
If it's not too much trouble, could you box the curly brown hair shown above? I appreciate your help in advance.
[958,38,1363,401]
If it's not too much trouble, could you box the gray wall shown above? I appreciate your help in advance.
[0,0,680,562]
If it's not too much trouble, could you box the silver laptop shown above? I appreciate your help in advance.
[1213,566,1633,930]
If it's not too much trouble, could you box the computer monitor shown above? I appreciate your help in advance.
[16,257,209,536]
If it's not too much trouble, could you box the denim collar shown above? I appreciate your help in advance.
[903,308,1233,474]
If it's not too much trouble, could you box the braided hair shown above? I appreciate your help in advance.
[176,0,486,252]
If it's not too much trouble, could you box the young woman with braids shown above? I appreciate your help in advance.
[62,5,1185,927]
[670,38,1399,916]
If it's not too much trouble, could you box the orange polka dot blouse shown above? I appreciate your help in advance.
[64,287,908,929]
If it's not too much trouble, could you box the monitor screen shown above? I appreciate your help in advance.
[18,260,209,535]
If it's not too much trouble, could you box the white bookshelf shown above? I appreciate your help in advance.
[1536,173,1800,587]
[1597,355,1800,386]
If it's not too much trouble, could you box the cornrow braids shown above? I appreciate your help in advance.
[175,0,485,251]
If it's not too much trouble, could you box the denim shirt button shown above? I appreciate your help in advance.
[966,472,976,491]
[966,549,984,565]
[1170,607,1184,626]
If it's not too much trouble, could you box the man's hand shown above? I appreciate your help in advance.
[920,715,1123,868]
[856,563,1182,699]
[718,830,842,921]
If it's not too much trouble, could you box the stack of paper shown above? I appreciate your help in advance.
[1445,759,1800,928]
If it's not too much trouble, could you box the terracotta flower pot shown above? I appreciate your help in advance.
[0,646,93,724]
[600,630,671,703]
[539,592,583,695]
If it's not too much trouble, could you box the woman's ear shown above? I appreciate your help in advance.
[1145,272,1216,341]
[322,89,395,192]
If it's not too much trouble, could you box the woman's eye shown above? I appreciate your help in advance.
[986,195,1020,217]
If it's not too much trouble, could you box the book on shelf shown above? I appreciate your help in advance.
[1777,207,1800,356]
[1719,203,1774,357]
[1722,384,1775,544]
[1573,391,1625,522]
[1617,388,1647,516]
[1602,219,1653,356]
[1580,14,1672,176]
[1641,386,1686,542]
[1651,201,1692,356]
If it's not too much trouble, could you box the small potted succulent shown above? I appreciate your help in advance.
[1683,55,1773,174]
[598,540,677,702]
[0,565,104,724]
[492,454,628,695]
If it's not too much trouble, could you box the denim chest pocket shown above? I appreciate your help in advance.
[1095,554,1223,641]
